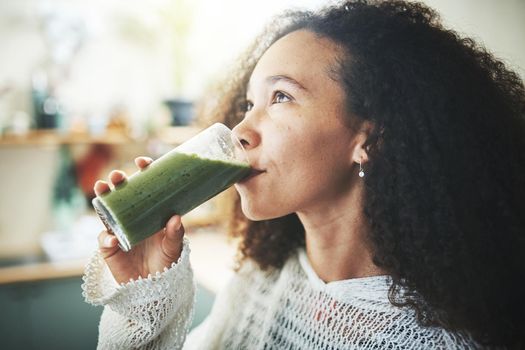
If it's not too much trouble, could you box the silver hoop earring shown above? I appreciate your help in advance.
[359,161,365,178]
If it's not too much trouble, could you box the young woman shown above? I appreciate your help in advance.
[83,1,525,348]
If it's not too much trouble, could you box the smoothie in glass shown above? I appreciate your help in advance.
[92,123,250,251]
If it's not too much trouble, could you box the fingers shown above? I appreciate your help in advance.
[135,156,153,170]
[93,155,151,197]
[93,170,128,196]
[94,180,110,196]
[98,230,120,259]
[162,215,185,260]
[109,170,127,186]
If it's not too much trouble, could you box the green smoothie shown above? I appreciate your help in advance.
[92,152,250,251]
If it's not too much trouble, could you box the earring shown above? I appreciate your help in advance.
[359,160,365,178]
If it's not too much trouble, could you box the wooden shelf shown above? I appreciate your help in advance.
[0,228,236,293]
[0,130,136,146]
[0,258,88,284]
[0,126,202,146]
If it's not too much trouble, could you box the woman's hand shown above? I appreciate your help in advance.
[94,157,185,284]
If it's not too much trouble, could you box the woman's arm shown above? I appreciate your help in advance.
[83,238,195,350]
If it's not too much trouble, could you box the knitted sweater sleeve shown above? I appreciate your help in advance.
[81,238,196,350]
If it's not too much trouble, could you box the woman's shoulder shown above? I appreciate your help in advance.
[379,312,487,349]
[234,255,284,284]
[224,252,486,349]
[223,251,302,299]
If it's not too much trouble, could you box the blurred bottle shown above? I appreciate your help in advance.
[31,70,63,129]
[52,145,86,232]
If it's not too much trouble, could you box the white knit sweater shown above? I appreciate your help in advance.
[82,238,485,349]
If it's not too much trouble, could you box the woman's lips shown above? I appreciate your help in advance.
[239,168,265,183]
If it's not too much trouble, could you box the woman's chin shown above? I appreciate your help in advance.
[240,202,281,221]
[241,208,268,221]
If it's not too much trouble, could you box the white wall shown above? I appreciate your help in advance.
[421,0,525,79]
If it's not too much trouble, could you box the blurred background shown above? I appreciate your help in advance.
[0,0,523,349]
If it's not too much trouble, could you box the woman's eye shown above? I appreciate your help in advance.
[245,100,254,112]
[272,91,291,104]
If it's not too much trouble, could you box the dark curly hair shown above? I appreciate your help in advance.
[198,1,525,347]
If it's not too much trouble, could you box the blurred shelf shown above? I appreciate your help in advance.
[0,258,87,284]
[0,129,136,146]
[0,227,235,292]
[0,126,201,146]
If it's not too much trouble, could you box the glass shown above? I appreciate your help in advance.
[92,123,250,251]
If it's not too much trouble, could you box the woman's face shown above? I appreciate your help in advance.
[233,30,362,220]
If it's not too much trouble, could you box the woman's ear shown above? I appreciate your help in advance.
[350,120,374,164]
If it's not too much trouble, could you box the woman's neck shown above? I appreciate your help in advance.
[297,186,386,282]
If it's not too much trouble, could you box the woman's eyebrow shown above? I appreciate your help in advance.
[246,75,308,96]
[267,75,308,91]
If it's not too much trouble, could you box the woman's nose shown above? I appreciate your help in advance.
[232,118,261,151]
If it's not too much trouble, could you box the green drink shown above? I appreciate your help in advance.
[92,123,250,251]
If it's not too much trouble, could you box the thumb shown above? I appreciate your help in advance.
[98,230,120,259]
[161,215,185,260]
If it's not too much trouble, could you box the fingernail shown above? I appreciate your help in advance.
[94,180,103,188]
[104,236,114,247]
[172,215,181,228]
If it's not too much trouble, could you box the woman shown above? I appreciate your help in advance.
[83,1,525,348]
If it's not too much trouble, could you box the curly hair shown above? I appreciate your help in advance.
[198,1,525,347]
